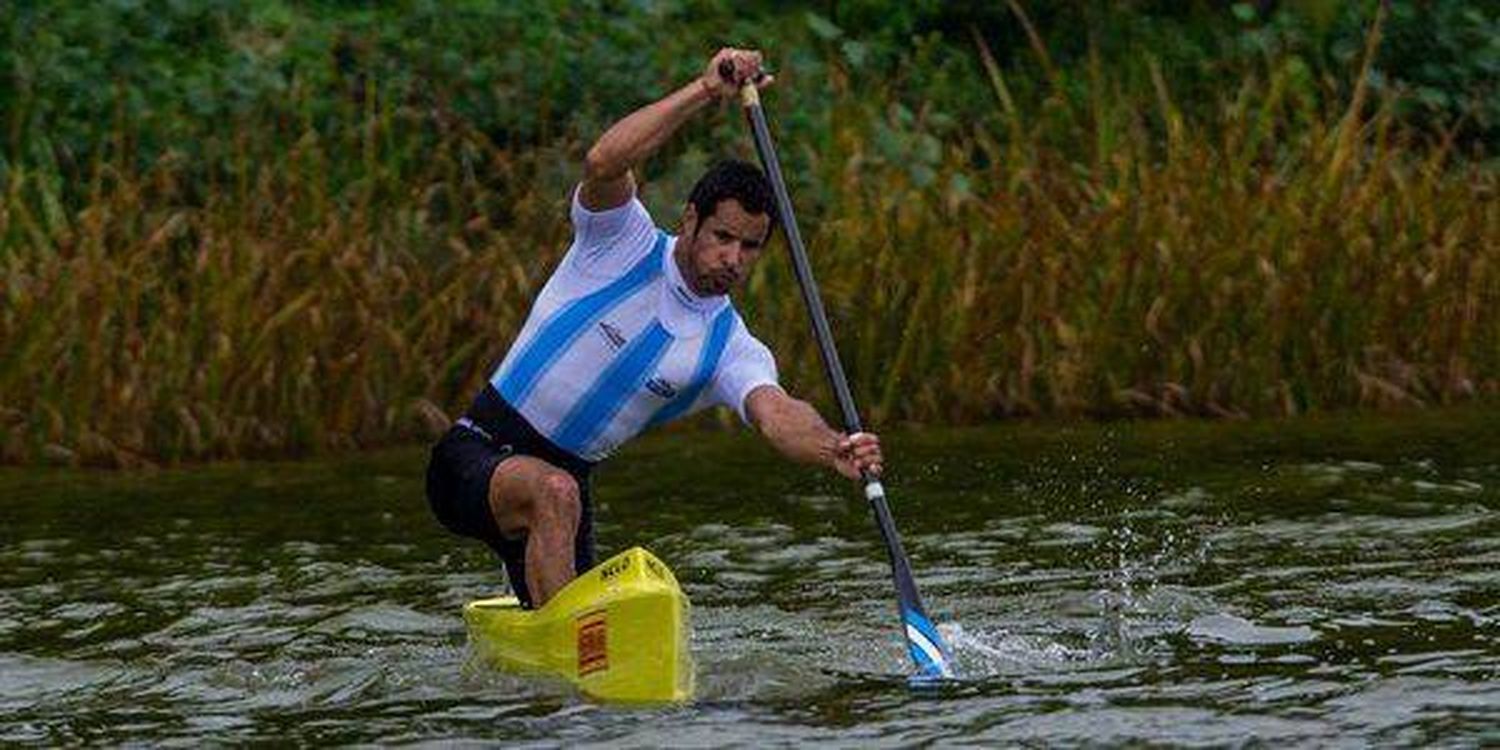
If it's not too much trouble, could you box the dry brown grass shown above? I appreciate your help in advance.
[2,48,1495,466]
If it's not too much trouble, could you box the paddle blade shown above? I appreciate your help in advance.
[902,605,956,679]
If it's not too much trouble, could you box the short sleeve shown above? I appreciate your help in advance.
[569,184,656,271]
[710,321,780,424]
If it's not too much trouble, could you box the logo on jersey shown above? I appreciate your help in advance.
[669,283,697,307]
[645,377,677,399]
[597,321,626,350]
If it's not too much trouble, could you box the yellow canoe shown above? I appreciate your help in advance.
[463,546,693,704]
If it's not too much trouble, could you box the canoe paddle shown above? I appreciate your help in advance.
[726,64,956,680]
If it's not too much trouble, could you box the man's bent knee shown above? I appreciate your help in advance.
[534,471,582,532]
[488,457,581,537]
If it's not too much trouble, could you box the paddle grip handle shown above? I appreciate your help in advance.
[721,60,760,108]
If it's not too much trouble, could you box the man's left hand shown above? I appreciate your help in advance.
[833,432,883,481]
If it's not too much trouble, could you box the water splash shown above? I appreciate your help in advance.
[936,622,1089,677]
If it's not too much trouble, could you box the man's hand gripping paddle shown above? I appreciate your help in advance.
[723,62,956,681]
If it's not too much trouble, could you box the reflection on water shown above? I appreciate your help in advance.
[2,410,1498,744]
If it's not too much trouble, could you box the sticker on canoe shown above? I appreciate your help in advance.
[577,610,608,676]
[598,555,631,582]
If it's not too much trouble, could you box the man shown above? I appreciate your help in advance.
[426,48,883,607]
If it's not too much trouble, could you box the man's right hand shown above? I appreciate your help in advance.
[701,48,775,101]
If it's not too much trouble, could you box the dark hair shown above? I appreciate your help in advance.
[687,159,778,240]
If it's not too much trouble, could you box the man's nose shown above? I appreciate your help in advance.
[718,243,742,269]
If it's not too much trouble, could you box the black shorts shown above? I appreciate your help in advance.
[425,384,596,607]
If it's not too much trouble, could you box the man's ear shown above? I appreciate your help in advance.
[681,202,699,237]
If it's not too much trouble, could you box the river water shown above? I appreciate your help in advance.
[3,410,1498,745]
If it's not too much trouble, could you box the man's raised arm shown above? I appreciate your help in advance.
[579,48,773,212]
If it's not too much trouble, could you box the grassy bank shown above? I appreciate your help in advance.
[2,2,1496,466]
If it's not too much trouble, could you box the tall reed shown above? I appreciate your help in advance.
[2,28,1495,466]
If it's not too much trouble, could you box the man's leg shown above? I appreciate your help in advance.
[486,456,582,606]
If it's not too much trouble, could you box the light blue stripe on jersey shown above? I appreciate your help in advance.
[647,306,737,427]
[552,320,673,454]
[495,232,667,406]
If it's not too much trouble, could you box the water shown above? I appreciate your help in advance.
[3,410,1498,745]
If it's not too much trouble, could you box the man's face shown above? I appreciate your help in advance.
[682,199,771,297]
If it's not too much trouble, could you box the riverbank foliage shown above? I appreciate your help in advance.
[3,1,1497,465]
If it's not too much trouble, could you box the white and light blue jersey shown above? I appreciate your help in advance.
[489,188,779,461]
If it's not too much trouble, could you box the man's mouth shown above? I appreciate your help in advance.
[705,271,736,294]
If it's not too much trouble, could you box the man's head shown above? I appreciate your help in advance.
[676,159,778,297]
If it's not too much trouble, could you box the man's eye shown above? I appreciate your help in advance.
[714,231,733,242]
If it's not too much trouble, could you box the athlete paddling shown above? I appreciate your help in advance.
[426,48,883,607]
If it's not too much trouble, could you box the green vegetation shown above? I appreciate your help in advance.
[2,1,1496,466]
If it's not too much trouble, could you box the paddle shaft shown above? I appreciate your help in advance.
[730,75,942,659]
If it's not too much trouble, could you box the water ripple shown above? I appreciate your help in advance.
[3,423,1498,744]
